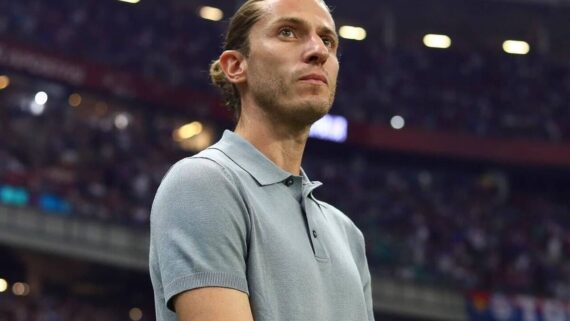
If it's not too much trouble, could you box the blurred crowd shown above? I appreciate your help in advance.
[1,77,569,300]
[0,0,570,141]
[0,0,221,91]
[0,0,569,307]
[0,293,152,321]
[304,156,570,299]
[0,83,178,227]
[336,46,570,142]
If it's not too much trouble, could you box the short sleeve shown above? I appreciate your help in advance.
[149,157,250,311]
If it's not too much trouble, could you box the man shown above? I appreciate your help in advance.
[149,0,374,320]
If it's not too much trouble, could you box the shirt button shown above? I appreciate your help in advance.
[312,230,318,238]
[285,177,294,186]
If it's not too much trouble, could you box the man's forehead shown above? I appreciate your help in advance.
[258,0,336,29]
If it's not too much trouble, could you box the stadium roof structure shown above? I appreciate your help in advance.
[183,0,570,57]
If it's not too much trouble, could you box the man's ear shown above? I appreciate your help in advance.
[219,50,247,85]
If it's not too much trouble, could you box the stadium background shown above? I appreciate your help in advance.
[0,0,569,320]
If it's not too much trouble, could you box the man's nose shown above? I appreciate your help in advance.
[303,34,329,65]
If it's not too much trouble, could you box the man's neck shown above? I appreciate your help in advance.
[234,112,310,176]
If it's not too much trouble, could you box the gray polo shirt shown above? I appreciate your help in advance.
[149,130,374,321]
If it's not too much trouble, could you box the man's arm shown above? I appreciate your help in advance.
[150,157,252,320]
[174,287,254,321]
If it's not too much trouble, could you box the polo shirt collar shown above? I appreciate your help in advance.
[301,169,323,196]
[210,130,295,186]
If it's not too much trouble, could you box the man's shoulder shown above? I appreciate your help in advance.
[151,151,246,225]
[162,147,235,182]
[164,154,227,182]
[154,150,243,204]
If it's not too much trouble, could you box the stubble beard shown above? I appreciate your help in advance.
[251,73,337,129]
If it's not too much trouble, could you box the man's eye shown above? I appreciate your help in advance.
[322,37,335,48]
[279,28,295,38]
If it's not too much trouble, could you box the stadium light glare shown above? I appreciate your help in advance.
[390,115,405,130]
[0,75,9,90]
[114,113,130,130]
[175,121,204,141]
[199,6,223,21]
[0,278,7,292]
[309,114,348,143]
[423,34,451,49]
[339,26,367,41]
[35,91,48,105]
[118,0,140,4]
[179,126,214,151]
[68,93,82,107]
[30,102,45,116]
[12,282,30,296]
[503,40,530,55]
[129,307,143,321]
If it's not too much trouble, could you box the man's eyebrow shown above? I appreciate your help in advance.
[272,16,339,41]
[272,16,308,27]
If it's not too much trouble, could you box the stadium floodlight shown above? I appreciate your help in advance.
[339,26,367,41]
[423,34,451,49]
[129,307,143,321]
[0,75,9,90]
[118,0,140,3]
[174,121,203,141]
[114,113,130,130]
[502,40,530,55]
[68,93,82,107]
[199,6,224,21]
[390,115,405,130]
[12,282,30,296]
[176,124,213,151]
[0,278,7,292]
[29,102,45,116]
[35,91,48,105]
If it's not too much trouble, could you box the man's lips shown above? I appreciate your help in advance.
[299,73,328,85]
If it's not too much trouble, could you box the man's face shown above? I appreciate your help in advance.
[244,0,340,127]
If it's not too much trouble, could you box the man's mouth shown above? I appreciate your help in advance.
[299,73,328,85]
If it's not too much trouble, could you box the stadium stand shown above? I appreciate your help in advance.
[0,246,154,321]
[305,153,570,300]
[0,0,569,141]
[1,72,568,300]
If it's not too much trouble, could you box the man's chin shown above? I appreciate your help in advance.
[292,99,332,125]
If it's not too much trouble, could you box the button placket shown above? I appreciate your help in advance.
[302,196,329,261]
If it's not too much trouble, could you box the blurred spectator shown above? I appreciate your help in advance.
[305,155,569,299]
[0,0,569,141]
[0,0,568,302]
[0,292,153,321]
[1,72,569,300]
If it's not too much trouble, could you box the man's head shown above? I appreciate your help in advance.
[210,0,339,126]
